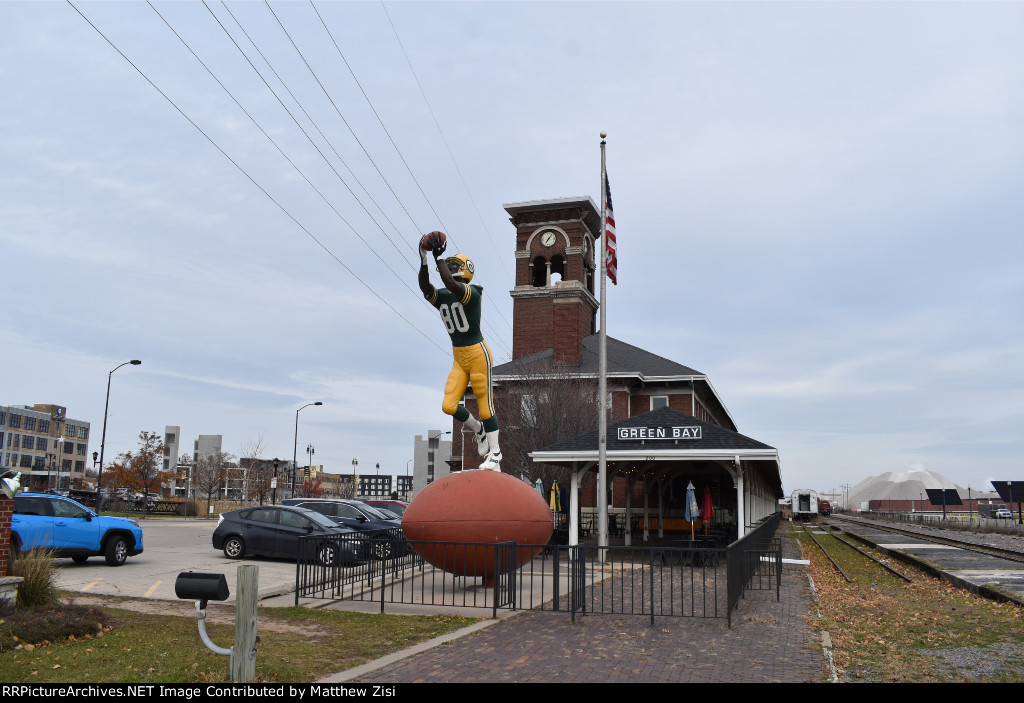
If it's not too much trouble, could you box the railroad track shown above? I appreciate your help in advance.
[827,514,1024,566]
[801,525,912,583]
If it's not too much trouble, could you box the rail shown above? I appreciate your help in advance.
[295,534,729,624]
[725,514,781,627]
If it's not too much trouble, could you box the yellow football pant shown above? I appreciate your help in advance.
[442,341,496,421]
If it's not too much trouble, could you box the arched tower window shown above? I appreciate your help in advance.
[532,256,548,287]
[550,255,565,285]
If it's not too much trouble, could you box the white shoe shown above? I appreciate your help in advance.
[480,451,502,471]
[475,424,488,457]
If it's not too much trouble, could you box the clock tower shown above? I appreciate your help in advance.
[503,197,602,364]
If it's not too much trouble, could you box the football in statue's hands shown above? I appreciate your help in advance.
[420,230,446,251]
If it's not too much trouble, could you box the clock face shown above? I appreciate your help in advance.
[540,231,557,247]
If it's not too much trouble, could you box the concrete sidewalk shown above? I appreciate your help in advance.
[318,523,828,683]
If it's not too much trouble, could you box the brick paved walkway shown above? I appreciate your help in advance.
[329,523,827,683]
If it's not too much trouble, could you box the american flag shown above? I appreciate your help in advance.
[604,175,617,285]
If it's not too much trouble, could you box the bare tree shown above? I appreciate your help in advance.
[238,435,271,505]
[105,431,172,517]
[492,358,602,496]
[192,451,233,517]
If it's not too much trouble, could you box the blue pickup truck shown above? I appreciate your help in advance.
[11,493,144,566]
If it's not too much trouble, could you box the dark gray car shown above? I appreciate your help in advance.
[211,504,365,566]
[282,498,407,559]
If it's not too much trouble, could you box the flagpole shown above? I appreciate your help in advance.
[598,132,609,556]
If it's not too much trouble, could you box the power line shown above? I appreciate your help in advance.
[379,0,515,293]
[67,0,448,357]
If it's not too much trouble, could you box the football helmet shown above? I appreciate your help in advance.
[445,254,475,283]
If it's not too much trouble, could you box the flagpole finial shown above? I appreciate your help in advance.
[600,131,607,139]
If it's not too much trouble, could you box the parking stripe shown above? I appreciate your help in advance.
[80,578,103,592]
[143,580,162,598]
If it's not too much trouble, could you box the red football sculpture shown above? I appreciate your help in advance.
[402,471,554,583]
[420,230,446,251]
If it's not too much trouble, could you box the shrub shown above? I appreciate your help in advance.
[10,549,61,608]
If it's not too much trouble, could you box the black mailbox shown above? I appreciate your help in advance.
[175,572,230,606]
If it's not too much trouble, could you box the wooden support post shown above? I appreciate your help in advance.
[231,565,259,683]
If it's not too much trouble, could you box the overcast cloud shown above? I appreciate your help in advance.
[2,1,1022,496]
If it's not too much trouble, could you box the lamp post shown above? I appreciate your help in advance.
[306,444,315,490]
[292,402,322,496]
[46,452,56,493]
[55,436,64,493]
[271,458,280,505]
[351,458,358,499]
[96,360,141,504]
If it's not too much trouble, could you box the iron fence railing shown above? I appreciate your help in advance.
[725,514,781,627]
[296,534,729,623]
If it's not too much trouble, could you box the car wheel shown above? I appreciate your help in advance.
[317,544,336,567]
[72,555,89,564]
[223,536,245,560]
[104,535,128,566]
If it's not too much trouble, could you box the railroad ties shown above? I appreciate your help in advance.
[827,515,1024,606]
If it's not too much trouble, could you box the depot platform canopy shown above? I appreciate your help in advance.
[530,407,783,543]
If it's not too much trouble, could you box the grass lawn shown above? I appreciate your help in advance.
[0,600,480,683]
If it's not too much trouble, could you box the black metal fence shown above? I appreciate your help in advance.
[296,533,731,624]
[725,514,782,627]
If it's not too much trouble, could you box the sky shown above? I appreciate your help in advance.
[2,1,1022,496]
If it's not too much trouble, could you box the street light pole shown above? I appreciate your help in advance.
[292,402,322,496]
[96,359,141,504]
[272,458,280,505]
[351,458,358,499]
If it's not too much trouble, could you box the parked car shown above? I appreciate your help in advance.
[282,498,407,559]
[995,508,1013,519]
[364,500,410,518]
[211,505,365,566]
[11,492,144,566]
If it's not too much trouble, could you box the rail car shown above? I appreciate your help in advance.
[792,489,819,521]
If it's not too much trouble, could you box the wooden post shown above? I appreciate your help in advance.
[231,565,258,683]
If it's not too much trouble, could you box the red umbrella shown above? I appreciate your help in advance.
[701,486,715,535]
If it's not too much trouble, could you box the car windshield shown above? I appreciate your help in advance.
[375,508,400,520]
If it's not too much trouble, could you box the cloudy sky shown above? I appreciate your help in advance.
[3,1,1022,496]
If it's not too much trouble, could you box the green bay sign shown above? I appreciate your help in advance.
[617,426,702,440]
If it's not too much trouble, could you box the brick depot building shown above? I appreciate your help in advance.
[454,196,782,539]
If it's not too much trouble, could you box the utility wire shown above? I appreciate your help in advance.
[67,0,448,356]
[255,0,511,355]
[210,3,517,358]
[310,0,454,250]
[380,0,515,295]
[263,0,426,244]
[212,1,414,269]
[152,1,418,303]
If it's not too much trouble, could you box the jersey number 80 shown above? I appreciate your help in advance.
[439,302,470,334]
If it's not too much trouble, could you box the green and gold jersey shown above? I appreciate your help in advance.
[425,283,484,348]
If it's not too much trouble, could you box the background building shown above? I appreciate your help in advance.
[453,196,782,531]
[412,430,452,495]
[163,425,183,495]
[1,403,91,491]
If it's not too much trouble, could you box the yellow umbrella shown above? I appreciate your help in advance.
[549,482,561,512]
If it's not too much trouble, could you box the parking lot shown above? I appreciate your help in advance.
[53,517,300,602]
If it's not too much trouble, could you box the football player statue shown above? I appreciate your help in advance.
[418,231,502,471]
